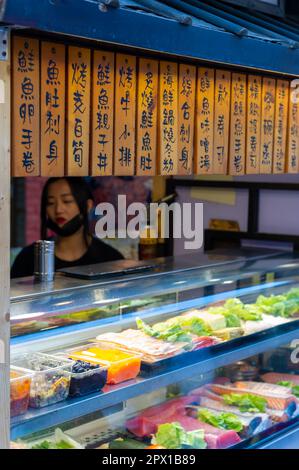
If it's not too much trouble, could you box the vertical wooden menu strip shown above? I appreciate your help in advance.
[158,61,178,175]
[178,64,196,175]
[136,59,158,176]
[114,54,136,175]
[91,51,114,176]
[273,79,289,174]
[12,37,40,176]
[260,77,276,174]
[41,42,65,176]
[67,46,91,176]
[286,85,299,173]
[194,68,214,174]
[229,73,247,175]
[246,75,262,174]
[214,70,231,174]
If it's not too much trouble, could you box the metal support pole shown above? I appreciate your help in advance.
[0,26,10,449]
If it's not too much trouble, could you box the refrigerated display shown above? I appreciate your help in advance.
[10,252,299,449]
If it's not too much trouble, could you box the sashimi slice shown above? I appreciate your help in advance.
[191,336,219,350]
[234,381,293,395]
[261,372,299,386]
[174,415,241,449]
[126,397,195,437]
[210,383,297,410]
[189,386,295,422]
[137,396,195,418]
[126,416,157,437]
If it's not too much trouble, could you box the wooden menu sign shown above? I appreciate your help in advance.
[273,79,289,174]
[41,42,65,176]
[286,86,299,173]
[194,67,214,175]
[246,75,262,174]
[11,36,299,178]
[229,73,246,175]
[260,78,276,174]
[178,64,196,175]
[136,58,158,176]
[91,51,115,176]
[114,54,136,175]
[159,61,178,175]
[66,46,91,176]
[12,37,40,176]
[214,70,231,174]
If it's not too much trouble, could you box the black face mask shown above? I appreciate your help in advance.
[46,214,84,237]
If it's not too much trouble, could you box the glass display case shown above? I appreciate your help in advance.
[10,252,299,449]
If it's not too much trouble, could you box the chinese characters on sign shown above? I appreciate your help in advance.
[246,75,262,174]
[12,37,40,176]
[178,64,196,175]
[195,68,214,175]
[114,54,136,175]
[194,68,214,174]
[229,73,246,175]
[287,86,299,173]
[91,51,114,176]
[260,78,276,174]
[12,38,299,178]
[273,80,289,174]
[214,70,231,174]
[41,42,65,176]
[136,59,158,176]
[67,47,91,176]
[159,61,178,175]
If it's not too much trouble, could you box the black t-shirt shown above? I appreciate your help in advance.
[11,237,124,278]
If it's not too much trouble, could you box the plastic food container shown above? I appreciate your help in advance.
[10,366,33,417]
[54,353,108,397]
[65,342,141,385]
[11,353,73,408]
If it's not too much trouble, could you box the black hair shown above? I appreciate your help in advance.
[40,177,94,244]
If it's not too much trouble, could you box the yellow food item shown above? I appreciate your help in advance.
[68,347,141,385]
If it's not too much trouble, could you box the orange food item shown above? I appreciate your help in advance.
[145,445,166,449]
[68,347,141,385]
[10,370,32,417]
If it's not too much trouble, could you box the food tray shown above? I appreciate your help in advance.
[138,320,299,374]
[10,366,33,417]
[54,352,108,397]
[17,428,84,449]
[60,342,142,385]
[11,353,74,408]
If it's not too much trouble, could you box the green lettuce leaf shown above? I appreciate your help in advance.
[276,381,299,398]
[136,317,192,343]
[197,408,243,432]
[207,305,241,328]
[153,422,206,449]
[222,393,267,413]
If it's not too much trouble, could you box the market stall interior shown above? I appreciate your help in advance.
[2,0,299,450]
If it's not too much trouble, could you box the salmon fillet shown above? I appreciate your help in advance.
[261,372,299,386]
[210,382,297,410]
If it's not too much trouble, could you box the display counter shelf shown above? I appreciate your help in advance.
[10,252,299,449]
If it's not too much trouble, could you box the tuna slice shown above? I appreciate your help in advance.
[126,396,197,437]
[261,372,299,386]
[126,398,241,448]
[210,382,297,410]
[173,415,241,449]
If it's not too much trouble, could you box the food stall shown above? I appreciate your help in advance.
[1,0,299,449]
